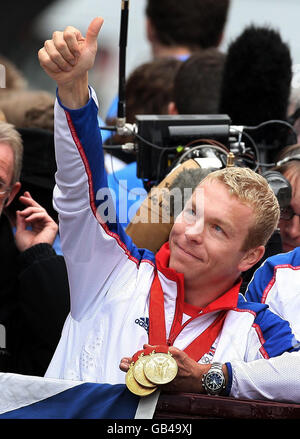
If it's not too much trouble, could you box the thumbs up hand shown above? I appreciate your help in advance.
[38,17,104,108]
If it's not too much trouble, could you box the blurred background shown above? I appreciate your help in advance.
[1,0,300,119]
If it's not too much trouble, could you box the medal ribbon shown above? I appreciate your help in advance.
[148,271,167,345]
[182,311,227,362]
[148,270,228,361]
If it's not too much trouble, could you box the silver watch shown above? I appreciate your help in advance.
[202,362,226,396]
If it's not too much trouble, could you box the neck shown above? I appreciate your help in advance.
[151,42,191,59]
[184,276,239,308]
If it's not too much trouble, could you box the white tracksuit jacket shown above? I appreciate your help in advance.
[45,88,300,403]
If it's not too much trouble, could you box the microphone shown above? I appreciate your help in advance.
[117,0,130,134]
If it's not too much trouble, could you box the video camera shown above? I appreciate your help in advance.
[106,112,293,211]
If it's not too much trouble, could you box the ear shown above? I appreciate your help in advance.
[168,101,178,115]
[146,18,156,44]
[238,246,265,273]
[216,32,224,47]
[5,181,21,207]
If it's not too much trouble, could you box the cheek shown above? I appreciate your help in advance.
[170,219,185,239]
[279,220,287,233]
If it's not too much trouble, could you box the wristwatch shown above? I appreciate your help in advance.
[202,362,226,396]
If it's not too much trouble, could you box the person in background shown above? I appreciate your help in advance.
[106,57,182,227]
[219,25,293,164]
[271,144,300,253]
[105,0,230,123]
[0,56,63,252]
[168,49,225,116]
[145,0,230,59]
[0,121,69,376]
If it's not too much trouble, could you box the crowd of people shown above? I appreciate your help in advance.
[0,0,300,410]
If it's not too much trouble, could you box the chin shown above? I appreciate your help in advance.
[282,243,297,252]
[169,254,186,274]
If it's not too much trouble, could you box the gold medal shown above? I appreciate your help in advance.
[125,364,158,396]
[133,355,157,388]
[144,352,178,385]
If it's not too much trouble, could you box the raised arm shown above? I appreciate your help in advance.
[38,18,154,320]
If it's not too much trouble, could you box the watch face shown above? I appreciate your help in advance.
[205,371,224,392]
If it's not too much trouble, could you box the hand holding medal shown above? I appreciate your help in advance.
[123,345,178,396]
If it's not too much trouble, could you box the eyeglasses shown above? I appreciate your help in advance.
[280,205,300,221]
[0,182,11,197]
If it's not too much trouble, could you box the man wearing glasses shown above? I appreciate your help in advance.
[0,123,22,213]
[0,121,69,376]
[274,144,300,253]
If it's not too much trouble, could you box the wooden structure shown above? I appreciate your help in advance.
[154,392,300,419]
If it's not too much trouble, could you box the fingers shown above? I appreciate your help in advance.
[38,47,63,74]
[62,26,83,57]
[18,193,52,223]
[168,346,182,356]
[18,210,48,224]
[17,205,48,225]
[43,38,74,72]
[53,30,78,65]
[143,343,181,356]
[39,27,80,74]
[19,191,43,208]
[119,357,132,372]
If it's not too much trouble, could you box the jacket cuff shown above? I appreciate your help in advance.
[18,243,56,271]
[224,362,233,396]
[56,86,93,111]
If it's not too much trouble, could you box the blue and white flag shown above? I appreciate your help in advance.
[0,373,160,419]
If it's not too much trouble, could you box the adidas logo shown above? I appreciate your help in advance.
[135,317,149,333]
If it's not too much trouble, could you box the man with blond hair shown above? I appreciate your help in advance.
[39,17,300,402]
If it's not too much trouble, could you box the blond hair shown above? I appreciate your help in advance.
[0,121,23,184]
[202,167,280,251]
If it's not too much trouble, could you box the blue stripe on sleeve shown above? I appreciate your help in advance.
[246,248,300,304]
[245,259,275,303]
[224,362,233,396]
[254,307,300,357]
[236,296,300,357]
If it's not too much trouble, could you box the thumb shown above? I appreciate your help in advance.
[85,17,104,47]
